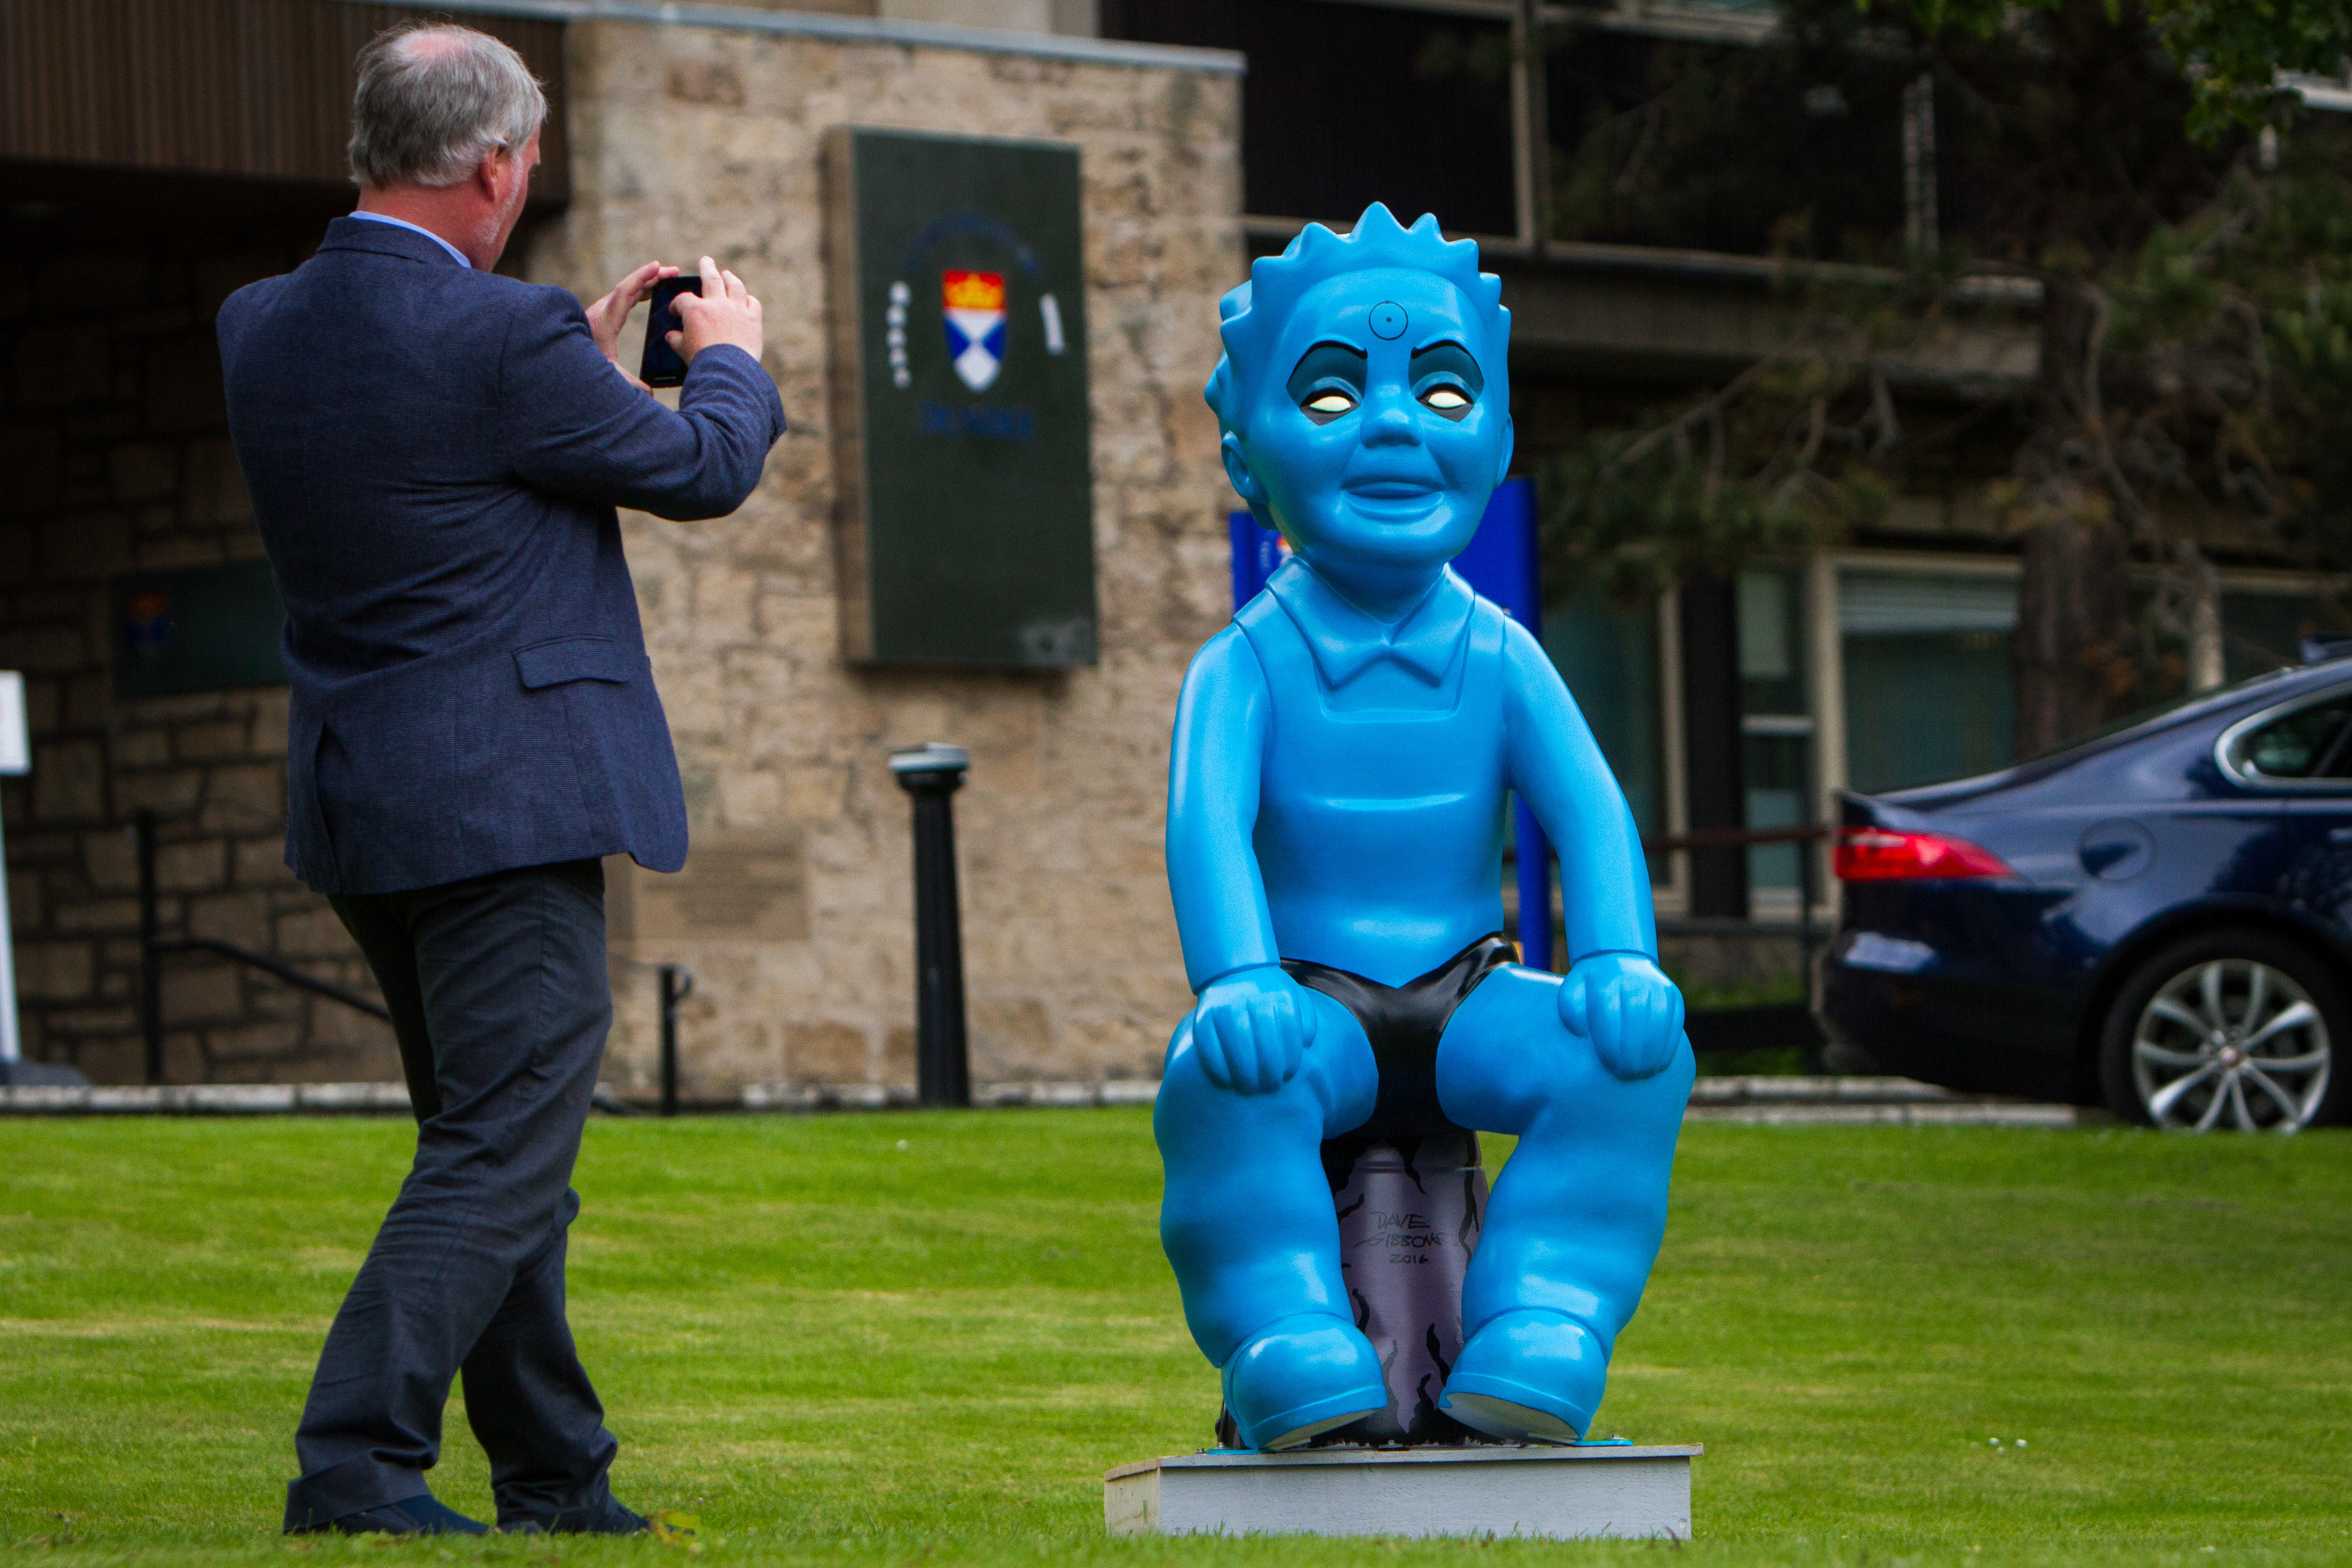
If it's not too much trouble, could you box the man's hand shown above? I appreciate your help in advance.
[1558,952,1685,1080]
[671,254,764,366]
[1188,965,1320,1095]
[584,261,680,390]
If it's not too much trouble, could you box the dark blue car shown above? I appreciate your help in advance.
[1818,653,2352,1131]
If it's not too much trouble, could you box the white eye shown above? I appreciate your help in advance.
[1421,385,1471,410]
[1304,391,1357,414]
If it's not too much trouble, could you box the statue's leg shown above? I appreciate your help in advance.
[1153,992,1384,1450]
[1430,965,1694,1442]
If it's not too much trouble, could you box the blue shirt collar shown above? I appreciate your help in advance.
[347,211,471,269]
[1265,557,1475,687]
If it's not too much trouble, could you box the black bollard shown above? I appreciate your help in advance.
[658,964,693,1116]
[889,743,971,1108]
[136,809,163,1085]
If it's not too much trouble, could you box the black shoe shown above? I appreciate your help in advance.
[502,1499,649,1535]
[304,1494,490,1537]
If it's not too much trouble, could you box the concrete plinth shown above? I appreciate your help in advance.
[1104,1442,1701,1540]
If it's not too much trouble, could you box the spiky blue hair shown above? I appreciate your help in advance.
[1204,203,1509,436]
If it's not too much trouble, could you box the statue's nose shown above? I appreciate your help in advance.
[1360,391,1421,446]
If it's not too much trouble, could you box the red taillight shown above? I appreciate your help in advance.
[1834,827,2013,881]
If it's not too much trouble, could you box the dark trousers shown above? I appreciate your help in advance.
[284,858,621,1531]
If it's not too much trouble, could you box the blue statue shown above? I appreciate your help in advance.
[1156,204,1695,1453]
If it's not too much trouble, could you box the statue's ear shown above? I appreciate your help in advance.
[1493,417,1516,491]
[1222,433,1268,509]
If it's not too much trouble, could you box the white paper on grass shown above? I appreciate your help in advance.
[0,669,20,1064]
[0,672,26,776]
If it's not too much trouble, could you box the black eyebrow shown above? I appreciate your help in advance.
[1410,340,1484,392]
[1286,340,1370,403]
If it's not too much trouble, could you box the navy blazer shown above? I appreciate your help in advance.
[219,217,786,894]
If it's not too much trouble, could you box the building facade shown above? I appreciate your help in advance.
[2,0,1242,1094]
[1105,0,2344,932]
[5,0,2340,1092]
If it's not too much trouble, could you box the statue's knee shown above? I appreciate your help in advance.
[1667,1032,1697,1089]
[1155,1021,1218,1120]
[1575,1034,1695,1133]
[1161,1013,1197,1075]
[1624,1033,1696,1104]
[1154,1016,1280,1153]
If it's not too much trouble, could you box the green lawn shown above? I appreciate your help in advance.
[1,1111,2346,1567]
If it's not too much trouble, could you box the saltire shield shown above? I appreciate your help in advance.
[942,270,1008,391]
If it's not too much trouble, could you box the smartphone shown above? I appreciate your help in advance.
[637,275,702,388]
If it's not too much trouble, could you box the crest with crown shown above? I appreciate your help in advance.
[942,269,1008,392]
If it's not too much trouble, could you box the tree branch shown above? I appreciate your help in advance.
[1604,331,1817,477]
[2079,282,2160,539]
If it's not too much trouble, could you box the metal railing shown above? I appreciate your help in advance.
[1640,822,1833,1069]
[126,803,1841,1091]
[131,812,688,1111]
[134,810,389,1085]
[1641,822,1830,979]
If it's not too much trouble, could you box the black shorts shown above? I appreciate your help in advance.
[1283,932,1516,1168]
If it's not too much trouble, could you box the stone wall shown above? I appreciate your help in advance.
[696,0,1101,30]
[533,21,1243,1095]
[0,223,396,1084]
[0,20,1241,1095]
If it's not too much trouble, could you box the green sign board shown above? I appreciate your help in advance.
[825,127,1096,668]
[111,559,287,699]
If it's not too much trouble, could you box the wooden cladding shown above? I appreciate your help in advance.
[1,0,568,203]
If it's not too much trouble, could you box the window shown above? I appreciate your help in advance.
[1738,569,1811,895]
[1101,0,1519,235]
[2122,582,2334,706]
[1839,568,2017,793]
[2227,695,2352,782]
[2224,589,2336,682]
[1544,15,1908,260]
[1545,582,1666,878]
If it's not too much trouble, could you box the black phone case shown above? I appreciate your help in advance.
[637,277,702,388]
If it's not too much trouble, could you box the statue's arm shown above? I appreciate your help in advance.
[1164,628,1318,1094]
[1498,618,1658,960]
[1500,617,1686,1079]
[1167,627,1281,987]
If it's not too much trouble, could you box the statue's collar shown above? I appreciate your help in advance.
[1265,558,1474,687]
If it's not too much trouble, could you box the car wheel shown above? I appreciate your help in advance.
[2099,931,2345,1132]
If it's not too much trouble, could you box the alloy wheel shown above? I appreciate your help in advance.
[2131,959,2333,1132]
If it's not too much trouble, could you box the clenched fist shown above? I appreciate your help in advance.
[1558,951,1685,1080]
[1187,965,1321,1095]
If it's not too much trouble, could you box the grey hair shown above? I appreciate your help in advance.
[348,23,547,189]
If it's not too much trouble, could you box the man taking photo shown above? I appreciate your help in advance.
[216,21,785,1538]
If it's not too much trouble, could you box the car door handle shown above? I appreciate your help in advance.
[2329,827,2352,844]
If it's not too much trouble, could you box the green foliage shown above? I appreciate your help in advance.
[1542,0,2352,616]
[1547,4,1911,262]
[2200,126,2352,560]
[1,1114,2349,1564]
[1898,0,2352,140]
[2065,118,2352,582]
[1535,261,2020,603]
[1538,346,1898,605]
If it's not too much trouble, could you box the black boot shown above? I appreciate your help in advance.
[297,1494,489,1537]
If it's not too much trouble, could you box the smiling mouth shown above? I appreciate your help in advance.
[1344,481,1437,505]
